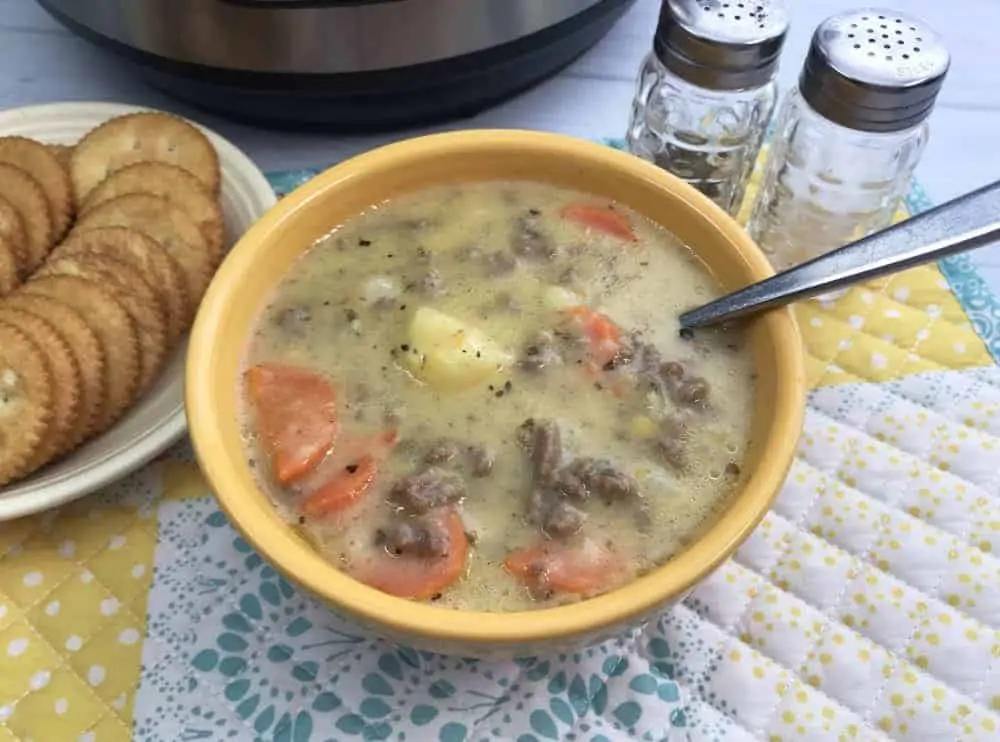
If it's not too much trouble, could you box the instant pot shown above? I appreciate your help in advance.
[38,0,636,131]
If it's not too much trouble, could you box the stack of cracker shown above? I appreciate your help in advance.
[0,111,226,486]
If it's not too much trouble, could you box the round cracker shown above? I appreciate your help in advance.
[0,236,19,296]
[19,276,138,432]
[3,292,105,448]
[0,196,28,279]
[71,112,221,203]
[0,136,73,240]
[0,163,53,272]
[0,322,53,486]
[51,226,191,343]
[47,143,74,170]
[35,254,168,392]
[80,161,225,259]
[72,193,212,304]
[0,307,81,464]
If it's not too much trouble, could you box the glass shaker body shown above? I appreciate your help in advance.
[627,52,778,217]
[746,90,927,270]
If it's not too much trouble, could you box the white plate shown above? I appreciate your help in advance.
[0,102,276,520]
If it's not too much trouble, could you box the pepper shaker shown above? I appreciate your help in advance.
[626,0,789,216]
[746,9,950,270]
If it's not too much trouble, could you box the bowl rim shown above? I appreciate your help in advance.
[187,129,805,646]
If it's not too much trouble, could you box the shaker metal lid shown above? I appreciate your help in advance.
[653,0,789,91]
[800,9,951,132]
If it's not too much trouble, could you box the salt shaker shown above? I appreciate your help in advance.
[746,9,950,270]
[626,0,789,216]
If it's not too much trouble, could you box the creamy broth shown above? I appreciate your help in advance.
[242,181,755,612]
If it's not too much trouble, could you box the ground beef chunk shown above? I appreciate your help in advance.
[672,376,710,407]
[528,490,587,538]
[511,213,555,260]
[466,445,495,477]
[554,467,590,501]
[631,339,662,374]
[272,305,311,333]
[602,338,635,371]
[376,518,451,558]
[518,418,562,484]
[423,440,494,477]
[517,419,585,536]
[424,440,460,466]
[389,468,466,514]
[559,457,638,503]
[656,437,686,470]
[655,417,687,470]
[631,338,711,409]
[660,361,684,380]
[518,331,563,372]
[516,419,640,536]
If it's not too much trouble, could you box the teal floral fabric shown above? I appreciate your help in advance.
[133,494,705,741]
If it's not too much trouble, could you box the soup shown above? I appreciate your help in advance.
[241,181,755,612]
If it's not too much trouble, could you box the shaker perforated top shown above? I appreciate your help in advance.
[800,9,951,133]
[653,0,789,91]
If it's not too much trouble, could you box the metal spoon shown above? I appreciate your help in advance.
[679,179,1000,330]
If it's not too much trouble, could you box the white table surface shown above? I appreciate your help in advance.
[2,0,999,293]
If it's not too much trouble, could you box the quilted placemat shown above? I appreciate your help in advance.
[1,149,999,742]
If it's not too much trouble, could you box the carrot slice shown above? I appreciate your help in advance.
[561,306,622,368]
[302,455,379,517]
[560,202,637,242]
[298,427,399,516]
[246,363,339,484]
[353,509,470,601]
[504,541,625,596]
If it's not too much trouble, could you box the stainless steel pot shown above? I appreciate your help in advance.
[38,0,636,130]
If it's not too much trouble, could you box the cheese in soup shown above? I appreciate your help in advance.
[242,181,755,612]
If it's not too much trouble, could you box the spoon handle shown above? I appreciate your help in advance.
[680,179,1000,329]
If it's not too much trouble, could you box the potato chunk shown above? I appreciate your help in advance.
[406,307,513,390]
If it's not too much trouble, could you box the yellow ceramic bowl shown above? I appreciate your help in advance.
[186,130,806,658]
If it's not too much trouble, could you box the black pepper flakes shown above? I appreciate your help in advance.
[399,304,407,311]
[346,463,359,474]
[679,327,695,341]
[494,389,504,398]
[358,238,371,247]
[298,515,306,525]
[400,344,410,352]
[504,380,512,392]
[345,308,358,321]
